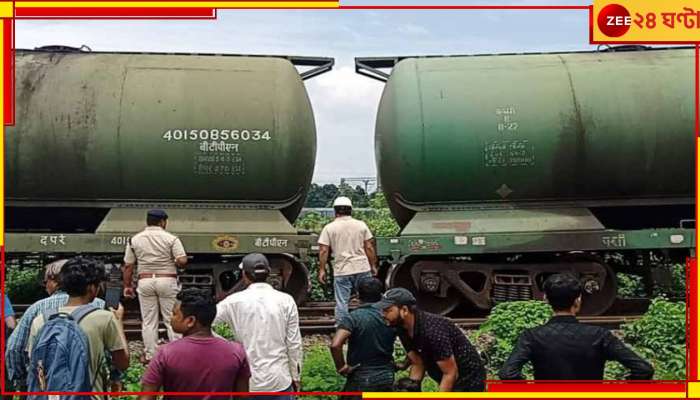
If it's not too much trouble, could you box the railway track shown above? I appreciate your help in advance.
[11,298,651,339]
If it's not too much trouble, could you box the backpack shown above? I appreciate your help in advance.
[27,304,99,399]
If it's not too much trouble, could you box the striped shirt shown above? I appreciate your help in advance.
[5,291,105,382]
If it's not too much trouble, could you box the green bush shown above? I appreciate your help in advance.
[617,298,686,380]
[475,301,553,378]
[295,208,399,238]
[296,212,332,234]
[294,213,334,301]
[213,323,236,341]
[479,301,553,344]
[122,360,146,392]
[623,299,685,353]
[368,191,389,209]
[306,258,335,302]
[616,273,646,298]
[113,355,146,400]
[300,344,345,398]
[653,264,686,299]
[5,264,44,303]
[392,341,439,391]
[355,208,400,237]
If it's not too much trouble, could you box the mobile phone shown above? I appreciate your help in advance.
[103,263,123,310]
[105,285,121,310]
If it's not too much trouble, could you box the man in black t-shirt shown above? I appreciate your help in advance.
[499,273,653,380]
[376,288,486,392]
[330,278,397,398]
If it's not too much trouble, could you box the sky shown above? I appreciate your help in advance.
[16,3,600,185]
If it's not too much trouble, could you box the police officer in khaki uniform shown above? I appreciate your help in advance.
[123,209,188,362]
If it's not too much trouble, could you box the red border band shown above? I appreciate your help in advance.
[690,257,697,382]
[3,19,12,126]
[15,7,217,18]
[1,3,697,397]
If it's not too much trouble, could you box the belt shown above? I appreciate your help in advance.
[138,273,177,280]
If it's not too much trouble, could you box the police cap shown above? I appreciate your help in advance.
[147,209,168,220]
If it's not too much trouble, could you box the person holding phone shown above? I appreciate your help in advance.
[26,257,129,396]
[5,259,106,391]
[330,277,397,399]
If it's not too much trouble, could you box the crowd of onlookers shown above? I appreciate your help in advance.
[2,201,655,399]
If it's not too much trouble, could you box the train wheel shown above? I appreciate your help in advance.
[268,255,310,305]
[544,254,618,315]
[577,262,617,315]
[211,255,310,305]
[388,260,461,315]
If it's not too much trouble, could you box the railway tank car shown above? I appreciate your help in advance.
[6,46,334,304]
[356,46,695,316]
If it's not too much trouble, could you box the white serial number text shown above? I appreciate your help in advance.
[162,129,271,142]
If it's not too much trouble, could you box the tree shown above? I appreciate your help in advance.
[336,183,369,207]
[304,184,340,207]
[304,184,325,207]
[368,190,389,209]
[321,184,340,207]
[305,183,375,208]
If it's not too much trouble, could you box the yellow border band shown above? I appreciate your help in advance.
[0,2,12,17]
[689,382,700,398]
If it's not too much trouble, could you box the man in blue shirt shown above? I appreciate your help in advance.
[5,259,105,389]
[4,293,16,393]
[330,277,396,398]
[4,294,16,331]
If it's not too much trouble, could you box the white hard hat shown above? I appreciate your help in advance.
[333,196,353,208]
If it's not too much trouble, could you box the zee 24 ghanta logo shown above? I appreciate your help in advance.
[598,4,634,37]
[596,2,700,39]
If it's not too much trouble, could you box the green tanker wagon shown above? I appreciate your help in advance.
[6,46,334,304]
[356,46,695,315]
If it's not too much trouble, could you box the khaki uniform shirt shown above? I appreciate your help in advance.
[28,306,124,397]
[123,226,186,274]
[318,216,373,276]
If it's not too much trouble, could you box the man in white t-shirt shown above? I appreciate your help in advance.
[317,196,378,325]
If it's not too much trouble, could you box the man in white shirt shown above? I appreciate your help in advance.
[317,196,377,325]
[214,253,303,398]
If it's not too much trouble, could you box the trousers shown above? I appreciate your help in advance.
[247,384,295,400]
[340,366,394,400]
[137,276,181,359]
[334,271,373,324]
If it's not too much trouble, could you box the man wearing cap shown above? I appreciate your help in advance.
[318,196,378,325]
[123,209,188,363]
[214,253,303,398]
[377,288,486,392]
